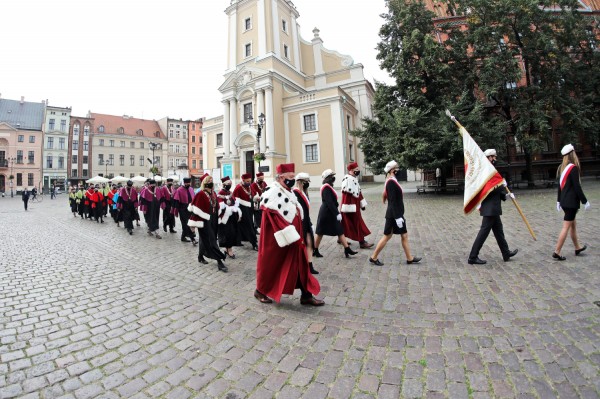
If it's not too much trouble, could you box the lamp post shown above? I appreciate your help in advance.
[99,159,112,178]
[247,113,266,171]
[149,142,160,175]
[8,156,15,198]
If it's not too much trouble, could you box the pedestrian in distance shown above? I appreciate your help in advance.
[553,144,591,261]
[233,173,258,251]
[117,180,138,235]
[217,176,240,259]
[22,188,30,211]
[313,169,358,258]
[254,163,324,306]
[161,178,177,233]
[68,187,78,217]
[172,177,198,245]
[467,149,518,265]
[139,179,164,239]
[369,160,422,266]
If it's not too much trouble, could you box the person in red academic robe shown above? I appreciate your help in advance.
[117,181,138,235]
[341,162,373,248]
[171,177,198,244]
[233,173,258,250]
[139,180,165,239]
[250,172,267,230]
[84,185,95,220]
[90,185,105,223]
[189,174,227,272]
[254,163,324,306]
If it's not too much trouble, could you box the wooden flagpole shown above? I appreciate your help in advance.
[445,110,537,241]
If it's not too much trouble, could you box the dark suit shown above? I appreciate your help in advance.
[557,166,587,209]
[469,186,510,260]
[315,185,343,236]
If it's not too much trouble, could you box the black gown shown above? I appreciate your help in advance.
[315,184,344,236]
[294,189,314,246]
[198,191,226,261]
[217,190,239,248]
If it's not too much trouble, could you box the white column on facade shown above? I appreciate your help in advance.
[223,101,231,158]
[271,0,280,57]
[331,100,346,180]
[265,87,275,153]
[228,9,238,69]
[229,98,238,157]
[257,0,266,57]
[256,89,265,153]
[291,13,301,70]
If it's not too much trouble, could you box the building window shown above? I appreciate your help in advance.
[183,131,187,140]
[84,125,90,136]
[192,160,197,169]
[140,142,144,149]
[137,129,143,136]
[245,43,252,58]
[304,143,319,163]
[130,173,135,178]
[73,124,80,136]
[98,154,104,165]
[117,127,124,134]
[71,169,77,178]
[349,143,354,161]
[60,120,66,132]
[244,17,252,31]
[176,131,180,139]
[29,136,35,143]
[192,147,196,155]
[130,141,135,148]
[139,156,144,166]
[175,145,180,154]
[170,158,174,168]
[109,140,114,147]
[28,173,34,186]
[17,150,23,164]
[109,154,114,165]
[192,135,196,143]
[82,155,88,164]
[154,131,160,138]
[72,155,78,164]
[282,19,287,32]
[505,81,517,89]
[18,135,24,142]
[59,138,65,149]
[47,137,54,149]
[120,141,125,147]
[27,151,34,164]
[283,45,289,59]
[49,118,55,130]
[58,156,64,169]
[119,155,125,166]
[17,173,22,186]
[169,130,173,138]
[72,140,79,150]
[82,169,88,177]
[47,155,53,169]
[99,139,104,146]
[130,155,135,166]
[303,113,317,132]
[216,133,223,147]
[192,124,196,131]
[83,141,88,151]
[98,125,105,133]
[243,103,253,123]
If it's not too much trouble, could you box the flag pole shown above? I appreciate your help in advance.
[445,110,537,241]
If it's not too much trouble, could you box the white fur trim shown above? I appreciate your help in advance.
[274,229,288,247]
[341,204,357,213]
[253,194,261,202]
[188,219,204,228]
[190,204,210,220]
[260,182,301,223]
[238,198,251,208]
[360,199,367,209]
[341,174,361,198]
[281,225,301,245]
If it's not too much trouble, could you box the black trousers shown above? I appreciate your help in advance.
[469,216,509,259]
[179,208,195,240]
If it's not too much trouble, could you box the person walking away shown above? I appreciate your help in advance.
[340,162,373,249]
[84,184,95,220]
[189,175,228,272]
[117,180,138,235]
[251,172,267,231]
[553,144,590,260]
[161,178,177,233]
[467,149,518,265]
[139,179,164,239]
[293,173,319,274]
[22,188,30,211]
[254,163,323,306]
[369,160,422,266]
[171,177,198,244]
[217,176,240,259]
[313,169,358,258]
[233,173,258,250]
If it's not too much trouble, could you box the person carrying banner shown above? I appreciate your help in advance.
[467,149,518,265]
[552,144,590,261]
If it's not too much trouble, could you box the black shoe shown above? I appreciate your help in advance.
[217,260,228,273]
[300,296,325,306]
[552,252,566,261]
[369,257,384,266]
[181,237,190,242]
[468,257,487,265]
[128,229,133,235]
[252,245,258,251]
[309,262,319,275]
[575,245,587,256]
[344,246,358,258]
[163,225,167,232]
[407,256,422,264]
[313,248,324,258]
[191,239,198,246]
[170,229,177,234]
[503,249,518,262]
[198,255,208,264]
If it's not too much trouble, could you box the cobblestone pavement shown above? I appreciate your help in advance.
[1,181,599,399]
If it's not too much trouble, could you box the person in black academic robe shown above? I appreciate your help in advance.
[233,174,258,250]
[140,180,164,239]
[293,173,319,274]
[172,178,197,244]
[161,179,177,233]
[117,181,138,235]
[313,170,357,258]
[217,177,239,258]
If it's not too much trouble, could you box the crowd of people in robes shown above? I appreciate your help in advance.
[64,144,590,307]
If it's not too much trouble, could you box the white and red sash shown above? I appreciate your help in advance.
[320,183,338,199]
[559,163,575,190]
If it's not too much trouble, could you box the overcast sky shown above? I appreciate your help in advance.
[1,0,392,121]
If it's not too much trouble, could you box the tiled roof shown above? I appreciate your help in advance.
[90,113,165,139]
[0,98,45,131]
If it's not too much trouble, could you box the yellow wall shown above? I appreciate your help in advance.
[239,4,259,64]
[300,42,315,76]
[322,50,342,73]
[326,71,352,84]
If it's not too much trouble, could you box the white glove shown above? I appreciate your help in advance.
[508,193,515,199]
[502,180,507,187]
[584,201,591,211]
[395,217,404,228]
[556,202,561,212]
[336,214,342,222]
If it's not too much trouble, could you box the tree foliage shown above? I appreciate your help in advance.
[353,0,599,181]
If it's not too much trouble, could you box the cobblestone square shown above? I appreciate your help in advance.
[1,181,599,398]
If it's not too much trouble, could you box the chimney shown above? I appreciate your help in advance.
[20,96,25,104]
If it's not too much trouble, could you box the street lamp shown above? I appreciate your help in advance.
[8,156,15,198]
[149,142,160,175]
[99,159,112,178]
[247,113,266,171]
